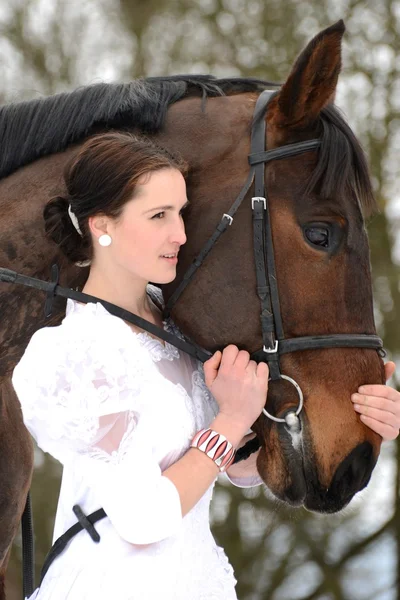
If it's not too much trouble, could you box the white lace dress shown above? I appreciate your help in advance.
[12,285,262,600]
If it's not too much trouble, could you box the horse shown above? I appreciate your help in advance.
[0,19,385,597]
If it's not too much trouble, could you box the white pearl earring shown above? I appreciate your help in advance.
[98,234,112,247]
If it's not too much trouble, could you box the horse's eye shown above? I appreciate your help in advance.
[304,226,330,248]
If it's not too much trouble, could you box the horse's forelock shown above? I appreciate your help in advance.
[304,105,377,218]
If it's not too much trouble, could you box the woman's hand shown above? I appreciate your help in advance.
[204,345,269,434]
[351,361,400,441]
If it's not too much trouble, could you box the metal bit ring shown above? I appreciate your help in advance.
[262,374,304,423]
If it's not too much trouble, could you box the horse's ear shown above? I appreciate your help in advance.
[269,20,345,129]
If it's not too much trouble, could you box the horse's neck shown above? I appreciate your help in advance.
[154,93,255,169]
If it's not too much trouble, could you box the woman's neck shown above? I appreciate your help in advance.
[82,271,156,322]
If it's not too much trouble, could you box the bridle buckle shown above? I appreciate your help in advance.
[263,340,278,353]
[251,196,266,209]
[222,213,233,225]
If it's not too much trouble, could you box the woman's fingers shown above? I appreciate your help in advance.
[256,361,269,379]
[353,402,399,424]
[352,386,400,441]
[234,350,251,370]
[356,414,399,441]
[352,393,398,414]
[204,351,222,386]
[355,385,399,401]
[219,345,240,369]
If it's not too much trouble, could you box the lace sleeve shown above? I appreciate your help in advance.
[12,326,183,544]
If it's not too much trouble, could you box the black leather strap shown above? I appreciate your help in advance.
[40,507,107,586]
[251,91,283,379]
[72,504,101,542]
[251,91,272,199]
[0,268,212,363]
[251,334,385,362]
[21,492,35,599]
[44,263,59,318]
[279,334,385,354]
[164,165,256,315]
[252,198,280,380]
[249,139,322,166]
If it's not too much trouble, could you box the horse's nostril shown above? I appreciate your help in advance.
[303,441,377,513]
[331,441,376,500]
[349,442,374,482]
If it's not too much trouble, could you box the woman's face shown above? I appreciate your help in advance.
[97,168,188,284]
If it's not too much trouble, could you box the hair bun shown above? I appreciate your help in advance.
[43,195,91,264]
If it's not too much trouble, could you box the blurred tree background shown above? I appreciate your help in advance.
[2,0,399,598]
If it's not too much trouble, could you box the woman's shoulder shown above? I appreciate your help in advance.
[13,298,147,382]
[13,287,182,393]
[20,299,127,355]
[12,299,159,417]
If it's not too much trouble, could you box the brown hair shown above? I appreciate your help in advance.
[43,131,188,265]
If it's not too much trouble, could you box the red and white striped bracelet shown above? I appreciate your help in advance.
[190,428,236,472]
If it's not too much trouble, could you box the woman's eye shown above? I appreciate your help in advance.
[304,226,330,248]
[151,205,188,220]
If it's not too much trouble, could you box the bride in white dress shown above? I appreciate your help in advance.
[12,131,269,600]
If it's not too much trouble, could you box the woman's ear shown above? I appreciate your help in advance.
[88,214,109,238]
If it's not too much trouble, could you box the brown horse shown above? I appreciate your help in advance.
[0,20,385,597]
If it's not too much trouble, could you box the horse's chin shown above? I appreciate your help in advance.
[302,440,377,514]
[259,425,377,514]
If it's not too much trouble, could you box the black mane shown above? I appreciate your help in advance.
[0,75,273,179]
[0,74,376,216]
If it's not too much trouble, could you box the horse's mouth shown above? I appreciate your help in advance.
[277,427,377,513]
[302,440,377,513]
[256,405,377,513]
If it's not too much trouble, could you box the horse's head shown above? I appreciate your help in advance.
[162,20,384,512]
[0,19,383,514]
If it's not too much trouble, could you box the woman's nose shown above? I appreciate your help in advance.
[171,217,187,246]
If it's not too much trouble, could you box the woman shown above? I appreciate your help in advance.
[12,132,400,600]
